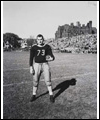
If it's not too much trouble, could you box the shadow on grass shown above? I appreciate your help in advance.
[36,78,77,100]
[53,78,77,99]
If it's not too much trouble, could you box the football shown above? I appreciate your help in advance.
[46,55,51,60]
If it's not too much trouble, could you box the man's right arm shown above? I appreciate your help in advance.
[29,47,35,74]
[30,66,35,75]
[29,47,35,66]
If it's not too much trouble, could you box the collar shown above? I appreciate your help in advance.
[36,43,46,47]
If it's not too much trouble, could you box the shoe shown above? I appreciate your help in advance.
[30,95,36,102]
[50,95,55,103]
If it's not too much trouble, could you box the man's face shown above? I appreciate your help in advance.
[37,37,44,45]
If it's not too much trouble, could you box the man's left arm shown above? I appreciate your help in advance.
[46,45,55,61]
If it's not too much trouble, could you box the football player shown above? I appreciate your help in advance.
[29,34,55,103]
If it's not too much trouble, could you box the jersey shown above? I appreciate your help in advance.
[29,44,55,66]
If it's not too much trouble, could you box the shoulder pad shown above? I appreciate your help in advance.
[32,44,37,47]
[45,44,50,47]
[46,44,51,48]
[32,44,37,46]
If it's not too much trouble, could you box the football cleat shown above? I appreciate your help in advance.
[30,95,36,102]
[50,95,55,103]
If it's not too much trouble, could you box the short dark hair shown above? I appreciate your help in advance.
[37,34,44,40]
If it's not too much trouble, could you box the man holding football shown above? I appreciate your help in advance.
[29,34,55,103]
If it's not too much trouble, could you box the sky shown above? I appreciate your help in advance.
[3,1,97,39]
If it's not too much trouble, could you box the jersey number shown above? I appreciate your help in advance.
[37,49,45,56]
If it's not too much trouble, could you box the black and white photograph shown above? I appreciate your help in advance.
[1,1,99,119]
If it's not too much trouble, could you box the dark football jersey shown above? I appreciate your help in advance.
[29,44,55,66]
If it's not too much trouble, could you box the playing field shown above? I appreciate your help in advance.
[3,51,97,119]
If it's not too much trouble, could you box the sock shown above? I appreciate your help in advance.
[47,86,53,95]
[33,86,37,95]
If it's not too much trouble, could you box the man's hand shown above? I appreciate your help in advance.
[46,55,53,61]
[30,66,35,75]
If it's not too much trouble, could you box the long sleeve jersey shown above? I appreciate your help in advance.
[29,44,55,66]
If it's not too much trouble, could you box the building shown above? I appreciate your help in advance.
[55,21,97,39]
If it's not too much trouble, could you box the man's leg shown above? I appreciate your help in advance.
[43,63,54,103]
[30,63,41,102]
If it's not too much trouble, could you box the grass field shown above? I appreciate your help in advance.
[3,51,97,119]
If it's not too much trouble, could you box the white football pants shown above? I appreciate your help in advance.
[33,62,51,87]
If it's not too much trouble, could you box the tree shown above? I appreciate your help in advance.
[3,33,22,48]
[26,38,36,47]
